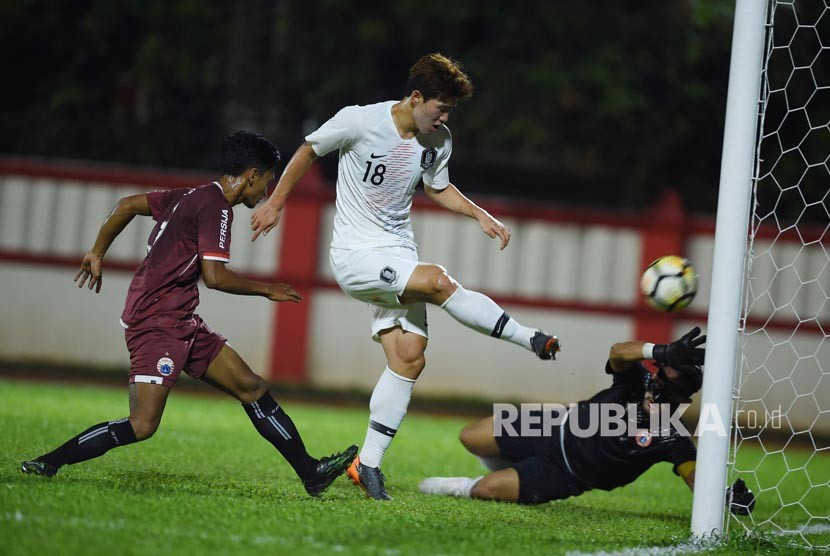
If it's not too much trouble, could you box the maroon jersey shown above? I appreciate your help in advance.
[121,182,232,328]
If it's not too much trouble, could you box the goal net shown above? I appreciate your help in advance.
[729,0,829,549]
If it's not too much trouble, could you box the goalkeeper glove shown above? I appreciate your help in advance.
[652,327,706,372]
[726,478,756,515]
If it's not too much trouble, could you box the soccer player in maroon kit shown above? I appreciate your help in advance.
[21,131,357,496]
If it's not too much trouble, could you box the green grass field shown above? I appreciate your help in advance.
[1,379,827,555]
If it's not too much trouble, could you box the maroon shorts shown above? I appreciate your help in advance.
[125,314,226,388]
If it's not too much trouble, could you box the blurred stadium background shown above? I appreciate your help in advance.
[0,2,827,432]
[2,158,827,437]
[2,1,739,208]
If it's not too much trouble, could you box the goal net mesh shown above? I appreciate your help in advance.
[729,0,829,549]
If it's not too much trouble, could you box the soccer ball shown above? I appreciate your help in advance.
[640,255,698,312]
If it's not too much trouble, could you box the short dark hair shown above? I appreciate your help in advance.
[405,53,474,102]
[219,130,280,177]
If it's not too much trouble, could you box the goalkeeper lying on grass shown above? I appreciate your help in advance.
[420,328,755,515]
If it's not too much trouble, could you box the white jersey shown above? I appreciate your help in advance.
[306,100,452,250]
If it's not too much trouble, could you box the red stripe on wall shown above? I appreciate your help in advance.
[0,156,211,189]
[3,158,825,380]
[269,194,323,383]
[634,190,688,347]
[0,250,821,335]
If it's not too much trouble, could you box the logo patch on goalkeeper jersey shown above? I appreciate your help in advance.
[380,266,398,285]
[156,357,174,376]
[635,429,652,447]
[421,148,437,170]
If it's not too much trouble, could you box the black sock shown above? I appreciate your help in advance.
[243,392,317,480]
[38,418,138,468]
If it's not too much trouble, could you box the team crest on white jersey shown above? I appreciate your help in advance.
[380,266,398,285]
[421,148,437,170]
[157,357,175,376]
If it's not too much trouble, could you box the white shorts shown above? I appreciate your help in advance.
[329,246,428,342]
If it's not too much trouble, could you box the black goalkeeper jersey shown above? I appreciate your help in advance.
[547,362,697,492]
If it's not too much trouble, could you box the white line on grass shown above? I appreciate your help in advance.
[770,523,830,536]
[3,511,127,531]
[566,523,830,556]
[565,540,709,556]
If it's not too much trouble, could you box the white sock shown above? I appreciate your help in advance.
[478,456,512,471]
[359,367,415,468]
[419,476,483,498]
[441,286,535,351]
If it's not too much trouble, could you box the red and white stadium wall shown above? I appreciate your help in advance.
[0,158,827,430]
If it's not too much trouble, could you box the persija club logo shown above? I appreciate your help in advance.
[156,357,174,376]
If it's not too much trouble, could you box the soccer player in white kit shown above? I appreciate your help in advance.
[251,53,561,500]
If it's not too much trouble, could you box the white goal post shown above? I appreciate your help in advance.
[693,0,830,549]
[691,0,769,537]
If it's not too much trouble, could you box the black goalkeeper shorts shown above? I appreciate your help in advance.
[495,418,585,505]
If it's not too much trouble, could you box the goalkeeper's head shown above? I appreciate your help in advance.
[653,363,703,404]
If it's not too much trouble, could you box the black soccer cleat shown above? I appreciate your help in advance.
[346,456,392,501]
[21,459,58,477]
[727,478,756,516]
[531,331,561,361]
[303,444,359,497]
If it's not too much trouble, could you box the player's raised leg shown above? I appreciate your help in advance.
[348,326,424,501]
[21,382,164,477]
[202,344,357,496]
[400,263,561,360]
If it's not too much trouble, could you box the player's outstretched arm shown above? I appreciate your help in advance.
[74,194,151,293]
[250,142,318,241]
[608,341,648,373]
[201,260,302,303]
[424,184,511,250]
[610,329,707,373]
